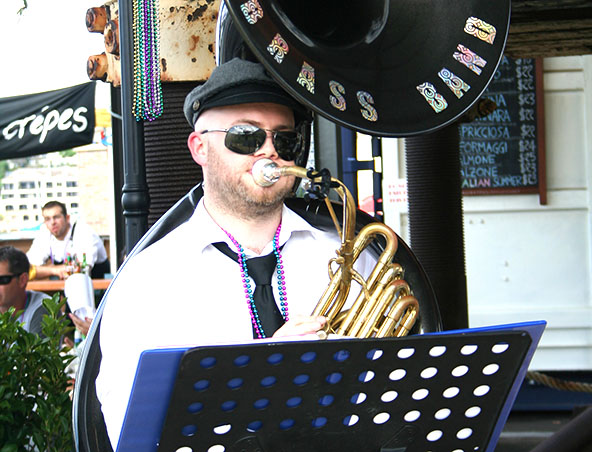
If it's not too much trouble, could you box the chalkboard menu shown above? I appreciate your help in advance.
[459,57,546,203]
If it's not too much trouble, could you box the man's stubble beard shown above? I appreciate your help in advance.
[205,143,293,220]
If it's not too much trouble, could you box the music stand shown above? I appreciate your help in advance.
[116,321,545,452]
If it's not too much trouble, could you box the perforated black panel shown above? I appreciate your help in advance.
[143,82,203,227]
[159,332,531,452]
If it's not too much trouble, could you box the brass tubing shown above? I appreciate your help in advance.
[391,297,419,337]
[334,223,398,336]
[371,282,412,337]
[251,161,420,339]
[274,165,359,321]
[355,272,408,338]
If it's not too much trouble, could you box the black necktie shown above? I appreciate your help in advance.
[213,242,285,338]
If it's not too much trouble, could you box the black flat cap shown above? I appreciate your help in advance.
[184,58,309,128]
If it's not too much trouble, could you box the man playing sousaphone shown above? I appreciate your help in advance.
[96,58,377,449]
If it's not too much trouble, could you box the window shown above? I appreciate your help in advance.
[2,183,13,190]
[66,192,78,197]
[66,181,78,187]
[19,205,27,210]
[46,182,53,188]
[47,193,53,197]
[5,205,13,211]
[2,194,14,199]
[70,203,79,209]
[56,192,62,197]
[23,215,29,221]
[18,181,35,189]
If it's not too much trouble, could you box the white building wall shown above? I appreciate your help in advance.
[381,55,592,371]
[464,55,592,370]
[0,166,80,231]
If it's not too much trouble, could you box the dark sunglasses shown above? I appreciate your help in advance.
[0,274,20,285]
[200,124,303,161]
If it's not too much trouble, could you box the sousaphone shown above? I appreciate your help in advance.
[218,0,511,136]
[217,0,511,335]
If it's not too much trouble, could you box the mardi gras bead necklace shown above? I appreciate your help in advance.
[132,0,163,121]
[222,223,289,338]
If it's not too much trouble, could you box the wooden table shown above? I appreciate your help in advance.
[26,278,112,293]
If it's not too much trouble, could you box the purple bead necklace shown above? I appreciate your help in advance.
[222,223,289,338]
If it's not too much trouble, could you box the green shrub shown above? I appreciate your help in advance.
[0,293,75,451]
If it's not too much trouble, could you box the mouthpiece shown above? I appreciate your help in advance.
[252,158,281,187]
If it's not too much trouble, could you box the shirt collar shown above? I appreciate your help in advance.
[189,200,230,254]
[277,203,325,246]
[188,199,325,255]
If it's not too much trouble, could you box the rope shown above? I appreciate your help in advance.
[526,371,592,393]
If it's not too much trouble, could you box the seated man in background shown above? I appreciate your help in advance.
[26,201,110,280]
[0,246,50,336]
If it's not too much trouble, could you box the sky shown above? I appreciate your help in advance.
[0,0,110,106]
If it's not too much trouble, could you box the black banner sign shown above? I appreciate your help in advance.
[459,57,546,201]
[0,82,96,159]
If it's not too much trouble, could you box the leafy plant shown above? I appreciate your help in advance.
[0,293,75,451]
[18,1,28,15]
[58,150,75,158]
[0,160,8,181]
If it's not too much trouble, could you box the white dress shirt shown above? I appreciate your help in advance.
[96,200,376,450]
[27,220,108,268]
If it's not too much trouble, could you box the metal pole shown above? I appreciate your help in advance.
[118,0,150,255]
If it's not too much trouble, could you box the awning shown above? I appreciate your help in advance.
[0,82,96,159]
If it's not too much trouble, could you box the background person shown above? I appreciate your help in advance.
[0,246,50,336]
[63,311,94,381]
[96,58,376,449]
[26,200,110,280]
[69,312,92,336]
